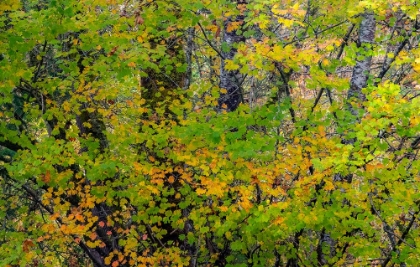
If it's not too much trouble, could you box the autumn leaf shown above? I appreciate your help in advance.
[22,239,35,253]
[1,0,419,266]
[42,170,51,183]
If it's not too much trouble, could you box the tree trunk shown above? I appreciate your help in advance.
[218,0,246,112]
[347,12,375,119]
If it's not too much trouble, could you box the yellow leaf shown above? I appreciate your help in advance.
[85,197,95,208]
[239,199,253,211]
[104,256,112,265]
[224,59,240,71]
[196,188,206,195]
[125,237,138,250]
[324,180,335,191]
[278,18,294,28]
[133,162,143,172]
[326,45,334,51]
[318,125,326,137]
[412,63,420,73]
[86,240,97,248]
[219,206,228,212]
[50,213,60,220]
[62,102,71,112]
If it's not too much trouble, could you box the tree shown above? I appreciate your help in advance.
[218,0,247,112]
[0,0,419,266]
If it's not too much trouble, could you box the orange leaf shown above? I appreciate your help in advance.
[43,170,51,183]
[90,232,97,241]
[22,239,35,253]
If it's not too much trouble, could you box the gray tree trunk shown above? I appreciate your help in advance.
[347,12,376,118]
[183,27,195,90]
[218,1,246,112]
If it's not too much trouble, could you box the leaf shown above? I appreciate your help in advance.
[42,170,51,183]
[22,239,35,253]
[324,180,335,191]
[1,0,419,265]
[224,59,240,70]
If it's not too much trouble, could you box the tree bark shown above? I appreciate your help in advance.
[347,12,376,119]
[218,1,246,112]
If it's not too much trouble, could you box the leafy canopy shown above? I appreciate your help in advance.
[0,0,419,266]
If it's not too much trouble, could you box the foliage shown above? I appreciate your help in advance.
[0,0,419,266]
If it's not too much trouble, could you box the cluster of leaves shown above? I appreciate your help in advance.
[0,0,419,266]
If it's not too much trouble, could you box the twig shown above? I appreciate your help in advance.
[197,22,225,60]
[284,20,349,47]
